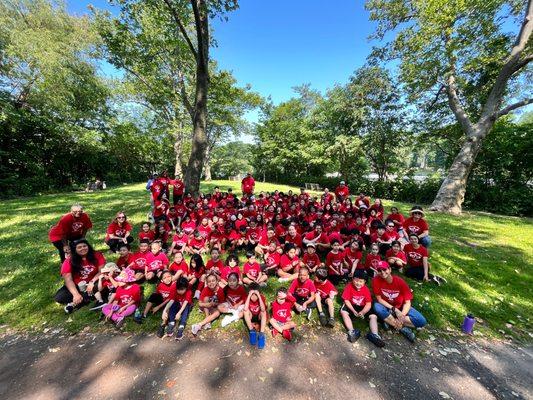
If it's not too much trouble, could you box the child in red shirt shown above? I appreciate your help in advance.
[219,254,241,288]
[218,272,247,327]
[116,243,134,269]
[262,242,281,276]
[144,241,169,281]
[138,222,155,242]
[364,243,382,277]
[302,243,323,274]
[191,273,225,335]
[288,267,317,320]
[169,252,189,281]
[313,268,337,327]
[243,252,268,286]
[164,277,193,340]
[386,240,407,271]
[102,268,141,328]
[138,271,176,325]
[326,240,347,285]
[244,283,267,349]
[270,287,297,341]
[340,270,385,347]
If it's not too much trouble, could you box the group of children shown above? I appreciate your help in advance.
[52,179,438,349]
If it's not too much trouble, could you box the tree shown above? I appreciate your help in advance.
[367,0,533,213]
[211,141,254,178]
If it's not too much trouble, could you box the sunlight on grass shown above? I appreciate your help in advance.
[0,181,531,341]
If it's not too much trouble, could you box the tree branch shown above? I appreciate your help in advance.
[495,98,533,119]
[445,74,474,135]
[162,0,198,61]
[177,70,194,118]
[511,54,533,75]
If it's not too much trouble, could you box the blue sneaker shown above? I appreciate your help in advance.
[257,332,266,349]
[249,330,257,346]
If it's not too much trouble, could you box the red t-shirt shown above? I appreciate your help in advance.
[105,222,132,241]
[115,284,141,306]
[302,252,321,269]
[271,299,293,323]
[198,224,212,239]
[60,252,105,284]
[372,275,413,308]
[181,220,196,235]
[385,248,407,263]
[200,286,226,305]
[242,176,255,194]
[138,230,155,242]
[172,234,189,250]
[116,253,135,269]
[145,252,169,272]
[364,253,382,270]
[265,251,281,269]
[188,237,206,250]
[344,248,363,266]
[280,254,300,271]
[284,233,303,248]
[169,260,189,274]
[206,259,224,274]
[403,244,428,267]
[220,265,241,281]
[342,283,372,307]
[49,213,93,242]
[249,294,267,316]
[156,281,177,301]
[403,217,429,236]
[131,250,149,271]
[335,185,350,198]
[289,279,316,299]
[224,285,247,306]
[243,261,262,279]
[326,251,345,275]
[315,279,337,299]
[172,179,185,195]
[175,289,193,304]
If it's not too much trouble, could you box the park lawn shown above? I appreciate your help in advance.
[0,180,531,342]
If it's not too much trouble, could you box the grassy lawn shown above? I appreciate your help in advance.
[0,180,531,341]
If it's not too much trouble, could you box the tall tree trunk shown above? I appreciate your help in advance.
[183,0,209,196]
[430,131,485,214]
[204,145,212,181]
[173,128,183,177]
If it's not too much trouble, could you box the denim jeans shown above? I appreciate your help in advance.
[374,303,427,328]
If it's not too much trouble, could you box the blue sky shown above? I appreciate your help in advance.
[68,0,375,106]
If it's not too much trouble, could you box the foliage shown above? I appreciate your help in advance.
[210,141,254,178]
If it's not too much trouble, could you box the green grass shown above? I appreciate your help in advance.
[0,180,531,341]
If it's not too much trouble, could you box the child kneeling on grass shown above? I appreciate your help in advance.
[270,287,297,342]
[313,267,337,327]
[218,272,247,327]
[191,273,225,336]
[102,268,141,328]
[340,270,385,347]
[244,283,267,349]
[162,277,192,340]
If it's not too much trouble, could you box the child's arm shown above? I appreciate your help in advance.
[257,293,266,312]
[119,299,135,313]
[302,292,316,309]
[244,292,252,311]
[358,302,372,317]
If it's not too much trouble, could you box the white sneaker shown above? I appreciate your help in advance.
[278,277,289,283]
[191,323,201,336]
[221,315,233,328]
[194,290,201,299]
[203,322,212,330]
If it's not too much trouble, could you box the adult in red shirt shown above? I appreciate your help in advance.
[171,175,185,205]
[372,261,427,343]
[335,181,350,202]
[402,206,431,247]
[49,204,93,262]
[241,172,255,196]
[54,239,105,313]
[403,234,445,284]
[105,211,134,253]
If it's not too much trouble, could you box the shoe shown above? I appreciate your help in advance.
[175,325,184,341]
[327,317,335,328]
[133,310,143,324]
[400,327,416,343]
[249,330,257,346]
[347,329,361,343]
[221,315,233,327]
[157,324,165,338]
[257,332,266,349]
[382,322,391,331]
[366,332,386,348]
[203,322,211,330]
[89,301,105,311]
[64,304,74,314]
[191,323,201,336]
[431,275,441,286]
[271,328,279,338]
[305,308,312,320]
[277,277,289,283]
[319,313,328,326]
[165,322,175,336]
[282,329,293,342]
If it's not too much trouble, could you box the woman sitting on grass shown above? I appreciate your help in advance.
[55,239,106,314]
[105,211,133,253]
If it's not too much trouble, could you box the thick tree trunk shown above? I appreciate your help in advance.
[173,129,183,177]
[183,0,209,196]
[430,132,485,214]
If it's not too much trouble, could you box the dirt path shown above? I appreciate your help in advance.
[0,327,531,400]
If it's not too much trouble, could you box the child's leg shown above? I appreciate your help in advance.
[178,304,191,327]
[242,277,253,285]
[102,304,116,318]
[200,308,220,327]
[369,314,380,335]
[315,296,324,313]
[270,318,284,333]
[340,308,354,331]
[259,311,267,333]
[143,302,154,317]
[325,297,335,317]
[258,274,268,283]
[244,310,254,330]
[111,305,136,322]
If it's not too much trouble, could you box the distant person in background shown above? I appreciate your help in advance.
[335,181,350,202]
[172,174,185,204]
[159,170,171,200]
[49,204,93,262]
[105,211,134,252]
[241,172,255,196]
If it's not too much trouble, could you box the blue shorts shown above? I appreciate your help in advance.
[373,303,427,328]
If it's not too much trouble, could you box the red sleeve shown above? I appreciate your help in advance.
[288,279,297,295]
[399,278,413,302]
[106,223,115,234]
[341,285,351,301]
[217,288,226,303]
[60,258,72,275]
[364,286,372,303]
[132,285,141,304]
[371,277,381,296]
[83,214,93,230]
[307,280,317,293]
[95,252,106,268]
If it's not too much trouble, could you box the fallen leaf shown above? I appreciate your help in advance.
[369,382,376,388]
[267,367,274,374]
[214,367,219,372]
[177,359,183,365]
[433,367,440,372]
[130,343,137,348]
[259,376,266,382]
[166,380,176,388]
[439,350,448,356]
[439,392,450,399]
[271,347,278,353]
[48,347,60,353]
[158,390,166,395]
[369,350,377,359]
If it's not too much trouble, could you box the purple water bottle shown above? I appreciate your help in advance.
[462,314,475,334]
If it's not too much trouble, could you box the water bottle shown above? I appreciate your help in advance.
[462,314,475,334]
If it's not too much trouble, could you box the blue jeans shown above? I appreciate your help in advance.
[374,303,427,328]
[168,302,191,327]
[419,235,432,248]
